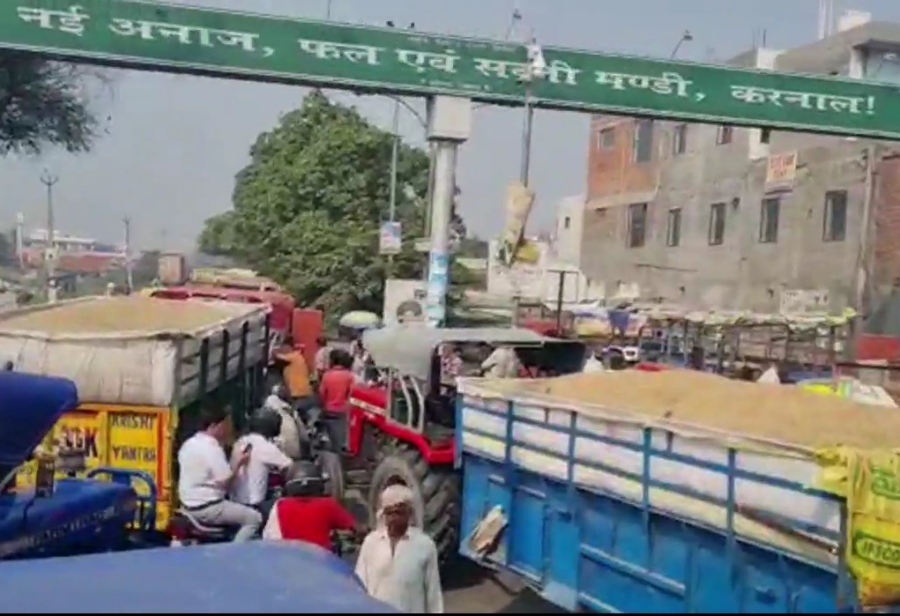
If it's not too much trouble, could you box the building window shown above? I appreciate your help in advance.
[716,125,733,145]
[759,197,780,243]
[563,216,571,230]
[633,119,654,163]
[708,202,726,246]
[673,124,688,155]
[598,127,615,150]
[823,190,847,242]
[666,208,682,247]
[760,128,771,144]
[627,202,648,248]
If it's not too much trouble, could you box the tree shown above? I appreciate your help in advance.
[199,91,437,317]
[0,52,102,155]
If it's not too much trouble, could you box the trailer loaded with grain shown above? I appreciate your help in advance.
[8,296,270,528]
[456,368,900,612]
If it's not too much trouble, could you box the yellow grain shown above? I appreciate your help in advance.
[496,370,900,450]
[0,297,235,334]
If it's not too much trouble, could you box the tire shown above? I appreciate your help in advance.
[368,445,461,564]
[318,450,345,502]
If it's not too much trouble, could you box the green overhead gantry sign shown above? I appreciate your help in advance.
[2,0,900,139]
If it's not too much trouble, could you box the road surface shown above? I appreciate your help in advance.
[442,560,567,614]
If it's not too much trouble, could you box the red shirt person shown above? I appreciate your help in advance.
[318,350,355,413]
[262,462,361,550]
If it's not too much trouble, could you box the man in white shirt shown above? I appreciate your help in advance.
[263,386,304,460]
[355,485,444,613]
[176,405,262,542]
[229,409,293,518]
[481,344,521,379]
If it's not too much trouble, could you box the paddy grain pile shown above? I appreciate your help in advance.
[0,296,235,334]
[487,369,900,450]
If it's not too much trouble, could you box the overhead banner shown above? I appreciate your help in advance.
[379,221,402,255]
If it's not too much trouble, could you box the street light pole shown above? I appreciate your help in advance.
[123,216,133,293]
[39,169,58,300]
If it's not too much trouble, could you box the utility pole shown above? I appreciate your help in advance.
[123,216,134,293]
[520,35,547,186]
[39,170,58,301]
[385,21,415,275]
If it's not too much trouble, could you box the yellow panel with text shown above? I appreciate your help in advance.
[16,404,174,530]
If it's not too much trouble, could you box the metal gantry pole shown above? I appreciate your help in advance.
[520,86,534,186]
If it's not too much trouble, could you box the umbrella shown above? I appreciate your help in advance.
[339,310,381,330]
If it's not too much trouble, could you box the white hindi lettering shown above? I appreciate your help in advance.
[473,58,514,79]
[396,49,459,74]
[544,60,580,86]
[108,19,271,56]
[596,70,693,97]
[17,5,89,36]
[298,39,382,65]
[732,85,875,114]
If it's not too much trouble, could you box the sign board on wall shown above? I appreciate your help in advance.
[779,288,830,314]
[765,151,798,189]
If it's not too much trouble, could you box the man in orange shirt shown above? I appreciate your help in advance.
[275,339,313,404]
[318,350,356,450]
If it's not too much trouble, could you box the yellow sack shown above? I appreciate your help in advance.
[816,447,900,607]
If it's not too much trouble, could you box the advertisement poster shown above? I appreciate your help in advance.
[379,221,402,255]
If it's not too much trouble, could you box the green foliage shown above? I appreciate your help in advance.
[0,53,100,155]
[457,235,489,259]
[199,91,435,317]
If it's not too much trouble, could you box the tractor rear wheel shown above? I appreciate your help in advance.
[318,450,345,502]
[368,445,461,564]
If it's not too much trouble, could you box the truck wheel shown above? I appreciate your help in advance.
[368,446,460,564]
[319,450,345,502]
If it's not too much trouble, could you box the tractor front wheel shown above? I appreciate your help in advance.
[368,445,460,564]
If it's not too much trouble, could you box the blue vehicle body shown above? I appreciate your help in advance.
[0,542,397,613]
[0,371,157,559]
[455,384,870,614]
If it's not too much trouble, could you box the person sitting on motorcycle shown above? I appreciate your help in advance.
[264,384,304,460]
[229,409,293,521]
[262,460,363,550]
[177,405,261,542]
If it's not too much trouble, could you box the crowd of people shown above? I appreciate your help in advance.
[175,332,445,613]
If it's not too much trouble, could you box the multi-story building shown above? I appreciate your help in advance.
[579,14,900,313]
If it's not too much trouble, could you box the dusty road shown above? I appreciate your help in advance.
[441,561,567,614]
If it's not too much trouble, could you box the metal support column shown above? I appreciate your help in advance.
[425,142,458,327]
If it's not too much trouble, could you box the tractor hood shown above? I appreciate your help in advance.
[0,371,78,470]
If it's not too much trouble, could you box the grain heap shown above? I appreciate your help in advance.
[488,369,900,450]
[0,296,235,334]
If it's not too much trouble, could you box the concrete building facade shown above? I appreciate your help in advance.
[579,17,900,313]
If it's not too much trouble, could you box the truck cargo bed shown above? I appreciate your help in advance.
[456,376,866,613]
[0,297,269,407]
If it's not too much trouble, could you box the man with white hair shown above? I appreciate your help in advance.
[354,484,444,613]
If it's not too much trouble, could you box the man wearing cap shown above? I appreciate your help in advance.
[354,484,444,613]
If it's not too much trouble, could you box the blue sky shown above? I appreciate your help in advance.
[1,0,899,251]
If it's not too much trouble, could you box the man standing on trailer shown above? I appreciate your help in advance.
[355,485,444,613]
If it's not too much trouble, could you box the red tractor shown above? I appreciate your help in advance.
[340,326,586,562]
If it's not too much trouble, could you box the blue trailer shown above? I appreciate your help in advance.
[454,377,871,613]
